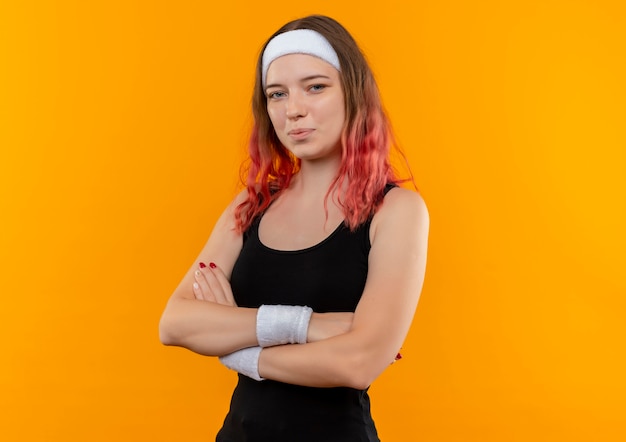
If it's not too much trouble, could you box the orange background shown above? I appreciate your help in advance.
[1,0,625,440]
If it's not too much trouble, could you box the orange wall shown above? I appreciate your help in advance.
[1,1,625,440]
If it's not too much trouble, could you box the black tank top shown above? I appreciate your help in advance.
[216,186,395,441]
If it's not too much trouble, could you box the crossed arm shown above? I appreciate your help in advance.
[159,187,429,389]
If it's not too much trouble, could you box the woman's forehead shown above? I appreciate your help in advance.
[265,53,339,85]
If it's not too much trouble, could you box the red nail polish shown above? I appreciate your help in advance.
[395,353,402,360]
[209,262,217,269]
[199,262,206,268]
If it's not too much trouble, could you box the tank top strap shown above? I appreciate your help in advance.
[383,182,398,195]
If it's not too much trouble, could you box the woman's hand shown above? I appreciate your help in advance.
[307,312,354,343]
[192,262,237,307]
[193,261,351,343]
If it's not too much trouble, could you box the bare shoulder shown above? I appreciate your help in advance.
[226,183,269,211]
[230,187,252,208]
[215,187,251,225]
[375,187,429,226]
[382,187,427,214]
[370,187,429,244]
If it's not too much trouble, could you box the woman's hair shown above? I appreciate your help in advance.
[235,15,406,232]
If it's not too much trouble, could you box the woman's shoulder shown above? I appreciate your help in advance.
[370,187,429,243]
[227,183,269,209]
[221,188,251,216]
[382,186,427,214]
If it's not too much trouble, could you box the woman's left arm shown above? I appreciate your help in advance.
[257,188,429,389]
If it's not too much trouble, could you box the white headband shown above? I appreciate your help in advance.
[262,29,341,87]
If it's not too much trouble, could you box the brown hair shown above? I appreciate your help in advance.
[236,15,405,232]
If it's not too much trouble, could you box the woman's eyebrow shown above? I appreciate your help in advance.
[299,74,332,82]
[265,74,332,91]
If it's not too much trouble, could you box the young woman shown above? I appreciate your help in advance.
[159,15,429,441]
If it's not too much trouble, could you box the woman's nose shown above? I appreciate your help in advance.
[285,93,306,119]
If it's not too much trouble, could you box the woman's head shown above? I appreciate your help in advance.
[237,15,400,232]
[252,15,386,157]
[265,52,346,165]
[257,16,380,124]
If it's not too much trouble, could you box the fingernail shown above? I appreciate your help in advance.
[193,282,199,290]
[199,262,206,268]
[195,270,201,276]
[209,262,217,269]
[395,353,403,361]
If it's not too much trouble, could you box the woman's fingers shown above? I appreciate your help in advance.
[204,263,229,304]
[194,262,230,305]
[192,261,235,306]
[208,263,237,306]
[194,265,218,302]
[192,280,204,300]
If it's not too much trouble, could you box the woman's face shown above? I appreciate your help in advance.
[265,53,345,163]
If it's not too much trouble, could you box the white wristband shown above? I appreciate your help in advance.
[256,305,313,347]
[219,347,264,381]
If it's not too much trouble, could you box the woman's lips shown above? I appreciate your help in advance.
[288,128,314,141]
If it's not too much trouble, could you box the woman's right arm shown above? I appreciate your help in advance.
[158,190,353,357]
[159,190,259,356]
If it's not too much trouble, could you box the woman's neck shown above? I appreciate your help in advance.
[292,154,343,198]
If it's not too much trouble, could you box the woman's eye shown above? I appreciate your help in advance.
[268,91,286,99]
[309,84,326,92]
